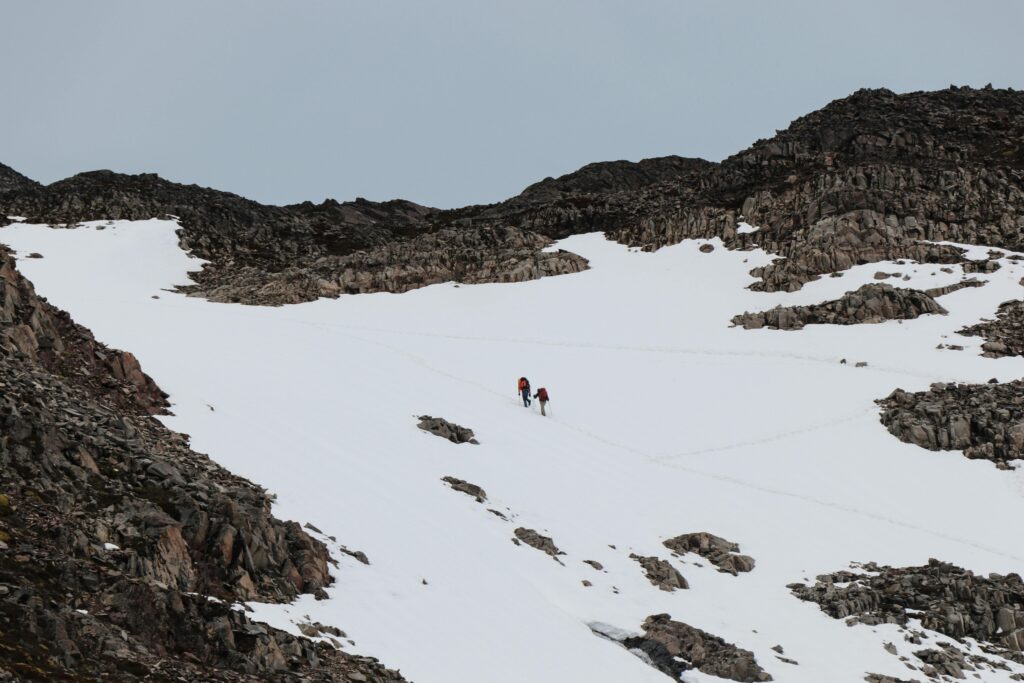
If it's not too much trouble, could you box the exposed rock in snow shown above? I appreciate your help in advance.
[864,674,921,683]
[922,277,985,298]
[789,560,1024,660]
[731,284,946,330]
[599,613,772,682]
[512,527,564,560]
[878,382,1024,467]
[960,299,1024,357]
[417,415,479,444]
[662,532,755,575]
[441,476,487,503]
[628,554,688,591]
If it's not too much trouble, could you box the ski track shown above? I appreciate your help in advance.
[332,329,1024,565]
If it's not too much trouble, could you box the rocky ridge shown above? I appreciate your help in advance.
[4,87,1024,305]
[878,381,1024,467]
[0,247,404,680]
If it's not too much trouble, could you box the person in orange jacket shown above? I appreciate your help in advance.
[518,377,531,407]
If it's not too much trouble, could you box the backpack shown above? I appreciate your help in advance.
[519,377,529,392]
[537,387,549,401]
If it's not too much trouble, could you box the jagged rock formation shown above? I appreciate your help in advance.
[628,554,688,591]
[789,560,1024,662]
[0,247,404,680]
[4,87,1024,304]
[878,381,1024,467]
[441,476,486,503]
[594,614,772,682]
[417,415,479,444]
[181,225,586,305]
[662,532,755,575]
[0,170,586,305]
[731,283,947,330]
[960,299,1024,357]
[459,87,1024,293]
[512,527,563,560]
[1,248,167,414]
[0,163,37,196]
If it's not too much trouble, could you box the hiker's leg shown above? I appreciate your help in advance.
[540,401,546,416]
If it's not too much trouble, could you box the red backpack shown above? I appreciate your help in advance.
[537,387,549,401]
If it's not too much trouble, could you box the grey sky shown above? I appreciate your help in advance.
[2,1,1022,209]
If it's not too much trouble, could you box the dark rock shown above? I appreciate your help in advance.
[513,527,563,560]
[961,299,1024,357]
[922,278,984,298]
[417,415,479,444]
[596,613,772,682]
[790,560,1024,661]
[663,532,755,575]
[441,476,487,503]
[731,284,946,330]
[628,554,688,591]
[878,381,1024,466]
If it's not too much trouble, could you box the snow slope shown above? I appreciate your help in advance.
[4,218,1024,682]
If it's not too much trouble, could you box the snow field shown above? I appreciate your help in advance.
[4,218,1024,682]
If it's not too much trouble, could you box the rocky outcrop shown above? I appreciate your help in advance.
[0,249,404,680]
[0,163,37,196]
[1,246,167,414]
[960,299,1024,357]
[512,527,563,560]
[731,284,946,330]
[662,532,755,575]
[922,277,984,298]
[0,168,588,305]
[878,381,1024,467]
[865,674,920,683]
[417,415,479,445]
[628,554,688,591]
[458,87,1024,293]
[789,560,1024,662]
[181,225,587,305]
[595,614,772,682]
[441,476,486,503]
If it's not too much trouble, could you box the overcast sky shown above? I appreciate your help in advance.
[2,1,1022,209]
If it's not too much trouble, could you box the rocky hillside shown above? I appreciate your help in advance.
[0,246,405,680]
[3,86,1022,305]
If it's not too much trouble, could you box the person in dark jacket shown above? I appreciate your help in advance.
[533,387,550,416]
[518,377,531,407]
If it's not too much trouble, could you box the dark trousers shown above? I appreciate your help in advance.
[521,389,531,407]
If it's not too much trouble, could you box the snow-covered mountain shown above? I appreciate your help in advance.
[2,86,1024,682]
